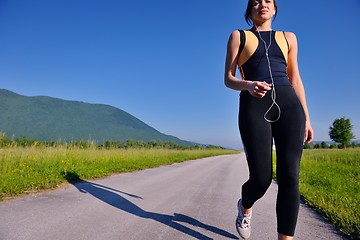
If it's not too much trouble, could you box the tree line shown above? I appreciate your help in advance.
[304,141,360,149]
[0,132,224,150]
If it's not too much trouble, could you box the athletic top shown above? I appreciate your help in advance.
[238,29,291,86]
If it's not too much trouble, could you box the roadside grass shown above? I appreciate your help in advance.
[0,147,239,201]
[273,148,360,239]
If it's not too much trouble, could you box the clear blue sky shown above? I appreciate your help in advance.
[0,0,359,149]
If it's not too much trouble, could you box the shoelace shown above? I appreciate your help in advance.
[237,215,250,229]
[241,217,250,228]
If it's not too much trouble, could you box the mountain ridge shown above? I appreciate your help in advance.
[0,89,194,146]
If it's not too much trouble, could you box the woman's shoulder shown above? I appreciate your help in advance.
[229,29,241,37]
[281,31,297,41]
[278,31,298,51]
[227,30,241,45]
[275,31,297,46]
[230,29,251,34]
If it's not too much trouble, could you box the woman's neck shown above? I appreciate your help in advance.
[253,21,272,31]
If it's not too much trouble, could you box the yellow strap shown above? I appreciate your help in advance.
[238,30,258,68]
[275,31,288,63]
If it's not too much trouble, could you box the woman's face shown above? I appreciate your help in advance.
[251,0,276,24]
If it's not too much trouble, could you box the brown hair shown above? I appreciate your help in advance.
[245,0,278,25]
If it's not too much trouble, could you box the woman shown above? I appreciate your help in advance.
[224,0,314,239]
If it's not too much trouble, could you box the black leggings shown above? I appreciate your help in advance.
[238,86,305,236]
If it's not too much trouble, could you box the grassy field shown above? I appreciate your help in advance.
[2,146,359,238]
[0,146,238,201]
[300,149,359,239]
[274,148,359,239]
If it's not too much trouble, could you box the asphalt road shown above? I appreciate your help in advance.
[0,153,347,240]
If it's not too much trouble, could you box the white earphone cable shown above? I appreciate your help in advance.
[256,28,281,122]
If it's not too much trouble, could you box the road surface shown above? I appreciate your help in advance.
[0,153,347,239]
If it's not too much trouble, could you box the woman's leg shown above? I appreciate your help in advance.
[273,87,306,236]
[278,233,294,240]
[239,92,273,209]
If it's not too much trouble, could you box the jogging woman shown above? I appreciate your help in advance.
[224,0,314,239]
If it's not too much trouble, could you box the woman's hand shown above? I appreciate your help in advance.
[248,81,272,98]
[304,121,314,144]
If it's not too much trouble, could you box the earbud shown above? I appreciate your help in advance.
[273,11,276,15]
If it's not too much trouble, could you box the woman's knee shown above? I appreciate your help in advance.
[250,176,272,196]
[277,173,299,194]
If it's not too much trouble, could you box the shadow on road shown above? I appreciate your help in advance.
[62,171,238,240]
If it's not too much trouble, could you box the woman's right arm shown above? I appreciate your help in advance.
[224,30,270,98]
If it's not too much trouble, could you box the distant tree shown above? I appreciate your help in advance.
[329,144,338,149]
[126,139,137,148]
[314,143,321,149]
[320,141,328,149]
[0,132,10,147]
[303,143,311,149]
[329,117,355,148]
[104,140,112,149]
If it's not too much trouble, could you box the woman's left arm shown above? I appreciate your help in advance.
[285,32,314,143]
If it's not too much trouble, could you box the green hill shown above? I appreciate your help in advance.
[0,89,194,146]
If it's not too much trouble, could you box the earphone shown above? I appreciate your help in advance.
[255,26,281,123]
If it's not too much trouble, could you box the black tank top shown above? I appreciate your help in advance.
[239,29,291,86]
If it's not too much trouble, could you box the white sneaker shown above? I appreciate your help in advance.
[236,199,251,239]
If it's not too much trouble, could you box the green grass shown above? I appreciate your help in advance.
[4,146,357,237]
[0,146,238,201]
[273,148,360,239]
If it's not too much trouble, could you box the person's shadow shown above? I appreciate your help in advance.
[62,171,238,240]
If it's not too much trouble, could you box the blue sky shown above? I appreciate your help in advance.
[0,0,359,149]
